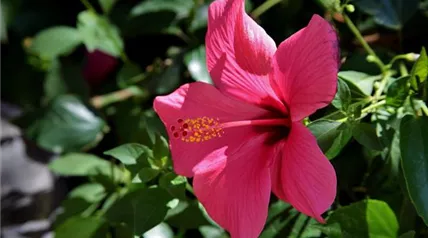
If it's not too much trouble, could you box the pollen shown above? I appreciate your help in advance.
[171,116,224,143]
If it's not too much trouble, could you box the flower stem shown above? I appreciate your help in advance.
[91,86,148,108]
[373,72,391,103]
[361,100,386,114]
[399,62,409,76]
[251,0,282,18]
[80,0,96,13]
[343,14,386,71]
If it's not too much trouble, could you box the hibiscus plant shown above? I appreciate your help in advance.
[2,0,428,237]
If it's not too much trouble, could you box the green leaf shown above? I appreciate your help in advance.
[260,205,298,238]
[106,187,172,235]
[159,172,187,199]
[143,223,174,238]
[77,10,123,57]
[184,46,212,84]
[308,120,352,159]
[54,198,92,227]
[199,226,226,238]
[332,78,352,111]
[389,130,401,176]
[104,143,153,179]
[326,199,399,237]
[400,115,428,225]
[104,143,152,165]
[314,0,340,11]
[55,216,107,238]
[410,47,428,91]
[69,183,106,203]
[130,0,193,19]
[189,4,209,32]
[386,75,410,107]
[49,153,121,177]
[353,0,419,30]
[24,95,106,153]
[338,71,377,97]
[30,26,82,58]
[153,134,169,160]
[167,201,211,229]
[352,123,384,151]
[399,230,416,238]
[98,0,117,14]
[315,223,342,238]
[138,167,160,183]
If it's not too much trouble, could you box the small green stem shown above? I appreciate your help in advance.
[361,100,386,114]
[251,0,282,18]
[80,0,96,13]
[91,86,148,108]
[336,100,386,123]
[399,62,409,76]
[185,182,195,195]
[387,54,415,69]
[343,14,386,71]
[373,72,392,104]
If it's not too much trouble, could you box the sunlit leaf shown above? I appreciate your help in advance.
[324,199,399,237]
[69,183,106,203]
[24,95,106,153]
[49,153,121,177]
[332,77,352,111]
[77,10,123,57]
[55,216,107,238]
[98,0,117,14]
[143,223,174,238]
[184,46,212,84]
[29,26,82,58]
[104,143,152,165]
[130,0,193,19]
[338,71,377,97]
[410,47,428,91]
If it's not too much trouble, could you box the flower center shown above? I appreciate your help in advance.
[170,116,290,143]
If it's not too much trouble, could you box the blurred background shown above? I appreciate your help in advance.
[1,0,428,237]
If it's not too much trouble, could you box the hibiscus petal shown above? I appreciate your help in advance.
[270,14,340,121]
[153,82,270,177]
[271,122,337,222]
[193,133,273,238]
[206,0,283,110]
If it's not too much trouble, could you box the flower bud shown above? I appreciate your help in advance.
[405,53,420,61]
[345,4,355,13]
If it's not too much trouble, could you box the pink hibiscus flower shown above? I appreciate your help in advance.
[154,0,339,237]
